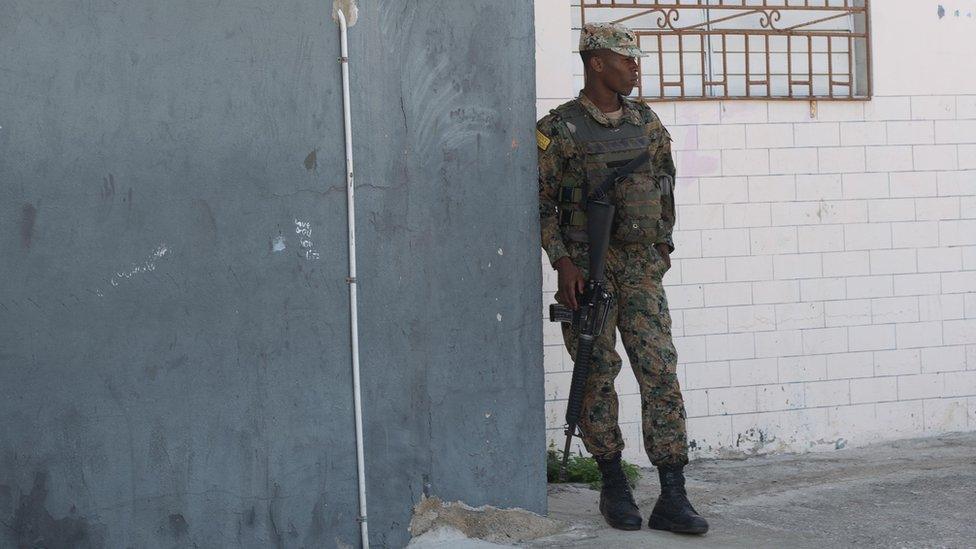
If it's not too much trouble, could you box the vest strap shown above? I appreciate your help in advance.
[588,149,653,204]
[559,209,586,227]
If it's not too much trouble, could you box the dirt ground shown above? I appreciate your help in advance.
[537,432,976,548]
[410,432,976,548]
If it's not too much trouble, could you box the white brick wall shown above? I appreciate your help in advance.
[536,1,976,466]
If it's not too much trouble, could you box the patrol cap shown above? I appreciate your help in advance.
[578,22,647,58]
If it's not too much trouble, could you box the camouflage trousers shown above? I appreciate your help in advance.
[561,240,689,467]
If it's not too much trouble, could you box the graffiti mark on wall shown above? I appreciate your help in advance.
[110,244,170,287]
[294,218,320,260]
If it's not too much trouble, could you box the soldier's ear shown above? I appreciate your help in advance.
[589,54,605,73]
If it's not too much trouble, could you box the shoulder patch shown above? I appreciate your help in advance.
[536,129,552,151]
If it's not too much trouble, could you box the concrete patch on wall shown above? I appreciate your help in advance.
[332,0,359,26]
[271,235,287,253]
[408,496,564,547]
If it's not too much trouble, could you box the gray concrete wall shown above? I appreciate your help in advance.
[0,1,543,547]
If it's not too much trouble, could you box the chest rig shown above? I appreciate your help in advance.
[555,100,665,244]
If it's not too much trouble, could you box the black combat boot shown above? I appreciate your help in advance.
[594,453,642,531]
[647,465,709,534]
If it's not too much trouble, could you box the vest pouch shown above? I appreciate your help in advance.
[557,171,588,239]
[611,172,662,244]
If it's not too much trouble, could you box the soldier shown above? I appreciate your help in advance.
[537,22,708,534]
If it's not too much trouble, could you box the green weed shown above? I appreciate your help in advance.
[546,445,641,489]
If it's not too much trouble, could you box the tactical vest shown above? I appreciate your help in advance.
[555,100,666,244]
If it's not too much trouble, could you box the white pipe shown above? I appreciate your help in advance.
[337,8,369,549]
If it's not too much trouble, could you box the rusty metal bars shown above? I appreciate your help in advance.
[578,0,872,101]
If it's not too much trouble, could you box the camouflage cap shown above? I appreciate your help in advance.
[579,22,647,58]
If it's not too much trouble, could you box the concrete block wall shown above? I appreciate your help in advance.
[536,0,976,466]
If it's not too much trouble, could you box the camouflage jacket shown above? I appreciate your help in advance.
[537,92,676,266]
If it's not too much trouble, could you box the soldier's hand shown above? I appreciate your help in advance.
[655,243,671,269]
[554,257,585,310]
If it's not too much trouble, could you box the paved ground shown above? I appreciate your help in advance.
[531,433,976,548]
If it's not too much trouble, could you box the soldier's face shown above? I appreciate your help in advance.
[598,52,639,95]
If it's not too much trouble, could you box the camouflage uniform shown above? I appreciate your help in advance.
[539,90,688,467]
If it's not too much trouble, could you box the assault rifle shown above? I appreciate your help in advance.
[549,199,615,481]
[548,146,652,480]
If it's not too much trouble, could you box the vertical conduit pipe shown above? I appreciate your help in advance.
[336,8,369,548]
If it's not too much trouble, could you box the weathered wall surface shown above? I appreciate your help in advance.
[0,1,542,547]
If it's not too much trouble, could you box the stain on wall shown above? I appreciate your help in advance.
[937,3,975,18]
[9,472,106,548]
[304,149,318,171]
[19,203,36,249]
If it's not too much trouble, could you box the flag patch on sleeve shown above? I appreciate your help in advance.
[536,129,551,151]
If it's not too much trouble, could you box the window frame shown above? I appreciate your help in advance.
[577,0,873,101]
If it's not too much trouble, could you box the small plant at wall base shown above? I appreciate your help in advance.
[546,445,641,489]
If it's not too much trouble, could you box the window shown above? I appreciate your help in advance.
[577,0,872,100]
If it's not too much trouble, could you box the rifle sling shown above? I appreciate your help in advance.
[586,149,652,206]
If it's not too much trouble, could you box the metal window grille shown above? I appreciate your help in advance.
[577,0,873,101]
